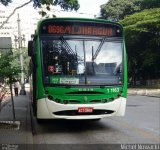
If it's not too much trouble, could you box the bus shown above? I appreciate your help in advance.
[28,18,127,121]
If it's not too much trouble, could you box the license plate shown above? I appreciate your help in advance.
[78,107,93,113]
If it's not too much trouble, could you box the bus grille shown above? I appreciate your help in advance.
[53,110,115,116]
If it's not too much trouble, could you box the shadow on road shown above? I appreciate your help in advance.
[35,119,113,133]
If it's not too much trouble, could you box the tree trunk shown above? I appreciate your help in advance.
[9,83,16,122]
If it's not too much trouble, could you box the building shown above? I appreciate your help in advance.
[0,9,15,38]
[0,3,41,49]
[0,1,95,49]
[0,37,12,55]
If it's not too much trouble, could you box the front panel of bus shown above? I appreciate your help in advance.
[35,18,127,119]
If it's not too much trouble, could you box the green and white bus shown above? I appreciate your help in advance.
[28,18,127,120]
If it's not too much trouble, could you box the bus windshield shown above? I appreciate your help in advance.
[41,36,123,86]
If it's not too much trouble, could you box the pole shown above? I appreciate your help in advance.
[10,83,16,122]
[17,13,26,95]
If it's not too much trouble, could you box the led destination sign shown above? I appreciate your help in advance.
[48,25,113,36]
[40,21,122,37]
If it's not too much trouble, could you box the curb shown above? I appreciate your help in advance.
[128,89,160,98]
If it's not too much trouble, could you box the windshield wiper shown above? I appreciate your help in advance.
[60,36,84,63]
[60,36,77,59]
[92,38,106,61]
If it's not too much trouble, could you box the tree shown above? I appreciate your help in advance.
[101,0,160,85]
[0,0,80,9]
[0,52,20,121]
[0,52,20,84]
[100,0,141,21]
[0,0,11,5]
[100,0,160,21]
[140,0,160,10]
[0,0,80,29]
[119,8,160,85]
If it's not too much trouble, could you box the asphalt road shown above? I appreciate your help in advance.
[33,95,160,146]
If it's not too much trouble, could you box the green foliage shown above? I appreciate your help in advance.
[0,0,79,18]
[54,0,80,11]
[0,0,80,11]
[140,0,160,9]
[0,52,20,84]
[101,0,160,84]
[39,10,47,17]
[100,0,160,21]
[119,8,160,83]
[0,0,12,6]
[100,0,141,21]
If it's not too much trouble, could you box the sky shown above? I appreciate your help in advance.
[0,0,110,66]
[58,0,108,18]
[75,0,108,16]
[8,0,108,18]
[0,0,109,42]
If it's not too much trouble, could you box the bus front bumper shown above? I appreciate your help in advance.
[37,97,126,120]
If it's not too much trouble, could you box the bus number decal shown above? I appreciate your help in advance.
[107,88,120,93]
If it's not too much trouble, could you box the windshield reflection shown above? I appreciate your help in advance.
[41,36,123,86]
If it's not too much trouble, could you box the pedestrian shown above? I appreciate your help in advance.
[14,81,19,96]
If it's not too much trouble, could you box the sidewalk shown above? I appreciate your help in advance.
[0,86,159,147]
[128,88,160,98]
[0,88,33,145]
